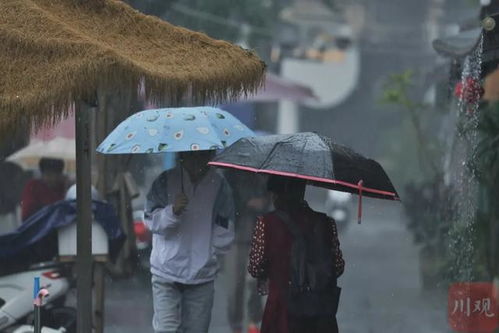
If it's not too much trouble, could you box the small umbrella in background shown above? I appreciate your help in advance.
[209,132,400,224]
[6,137,75,172]
[6,115,76,172]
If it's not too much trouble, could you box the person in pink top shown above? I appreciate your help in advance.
[21,158,67,221]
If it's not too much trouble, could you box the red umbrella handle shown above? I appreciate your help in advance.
[357,180,363,224]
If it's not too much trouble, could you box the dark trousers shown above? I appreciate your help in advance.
[288,315,339,333]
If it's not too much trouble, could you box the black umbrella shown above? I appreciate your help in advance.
[209,132,400,223]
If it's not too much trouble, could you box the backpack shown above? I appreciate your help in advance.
[275,210,341,317]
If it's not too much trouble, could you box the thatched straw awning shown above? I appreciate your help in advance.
[0,0,266,133]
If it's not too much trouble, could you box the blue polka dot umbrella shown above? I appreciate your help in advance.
[96,107,254,154]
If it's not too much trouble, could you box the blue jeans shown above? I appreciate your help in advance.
[151,275,215,333]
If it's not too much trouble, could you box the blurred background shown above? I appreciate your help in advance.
[1,0,498,332]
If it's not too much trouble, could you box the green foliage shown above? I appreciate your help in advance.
[444,220,479,281]
[379,69,497,284]
[381,70,421,108]
[470,102,499,278]
[380,117,426,185]
[126,0,278,48]
[403,180,454,245]
[473,211,496,279]
[443,210,492,282]
[380,69,442,181]
[473,103,499,181]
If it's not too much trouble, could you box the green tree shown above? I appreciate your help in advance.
[125,0,279,48]
[381,69,443,181]
[471,102,499,279]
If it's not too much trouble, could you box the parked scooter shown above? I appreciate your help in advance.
[0,262,76,333]
[13,325,66,333]
[325,190,352,232]
[1,192,124,333]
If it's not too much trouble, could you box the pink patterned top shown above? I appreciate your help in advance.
[248,210,345,295]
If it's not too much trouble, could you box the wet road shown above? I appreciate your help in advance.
[335,199,449,333]
[104,197,450,332]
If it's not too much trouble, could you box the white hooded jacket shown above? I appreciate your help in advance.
[144,167,234,284]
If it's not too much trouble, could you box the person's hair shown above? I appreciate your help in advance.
[39,158,64,174]
[266,175,306,194]
[178,150,216,159]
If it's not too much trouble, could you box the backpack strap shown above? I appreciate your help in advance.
[274,209,308,289]
[274,210,302,239]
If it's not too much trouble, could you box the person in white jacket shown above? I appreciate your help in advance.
[144,150,235,333]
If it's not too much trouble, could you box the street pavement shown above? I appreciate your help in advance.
[104,196,451,332]
[334,198,449,333]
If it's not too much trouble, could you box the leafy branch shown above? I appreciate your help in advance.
[381,69,442,180]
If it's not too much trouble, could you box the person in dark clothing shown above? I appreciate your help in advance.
[248,176,344,333]
[21,158,67,221]
[223,171,270,333]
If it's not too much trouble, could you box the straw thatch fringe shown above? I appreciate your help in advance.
[0,0,266,138]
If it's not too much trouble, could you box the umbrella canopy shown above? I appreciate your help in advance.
[209,132,399,201]
[6,137,76,171]
[0,0,265,134]
[7,115,77,171]
[96,107,254,154]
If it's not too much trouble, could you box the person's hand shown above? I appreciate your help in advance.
[257,278,269,295]
[172,193,189,216]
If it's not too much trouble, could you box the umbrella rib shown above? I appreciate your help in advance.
[317,134,335,180]
[257,141,283,170]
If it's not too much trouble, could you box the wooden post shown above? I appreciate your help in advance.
[93,261,105,333]
[94,87,139,277]
[119,173,136,276]
[75,101,93,333]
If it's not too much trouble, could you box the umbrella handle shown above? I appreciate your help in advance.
[357,180,364,224]
[180,167,184,193]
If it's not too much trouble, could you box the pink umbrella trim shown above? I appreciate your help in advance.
[208,161,400,199]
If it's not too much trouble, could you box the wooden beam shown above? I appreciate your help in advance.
[75,101,93,333]
[94,262,106,333]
